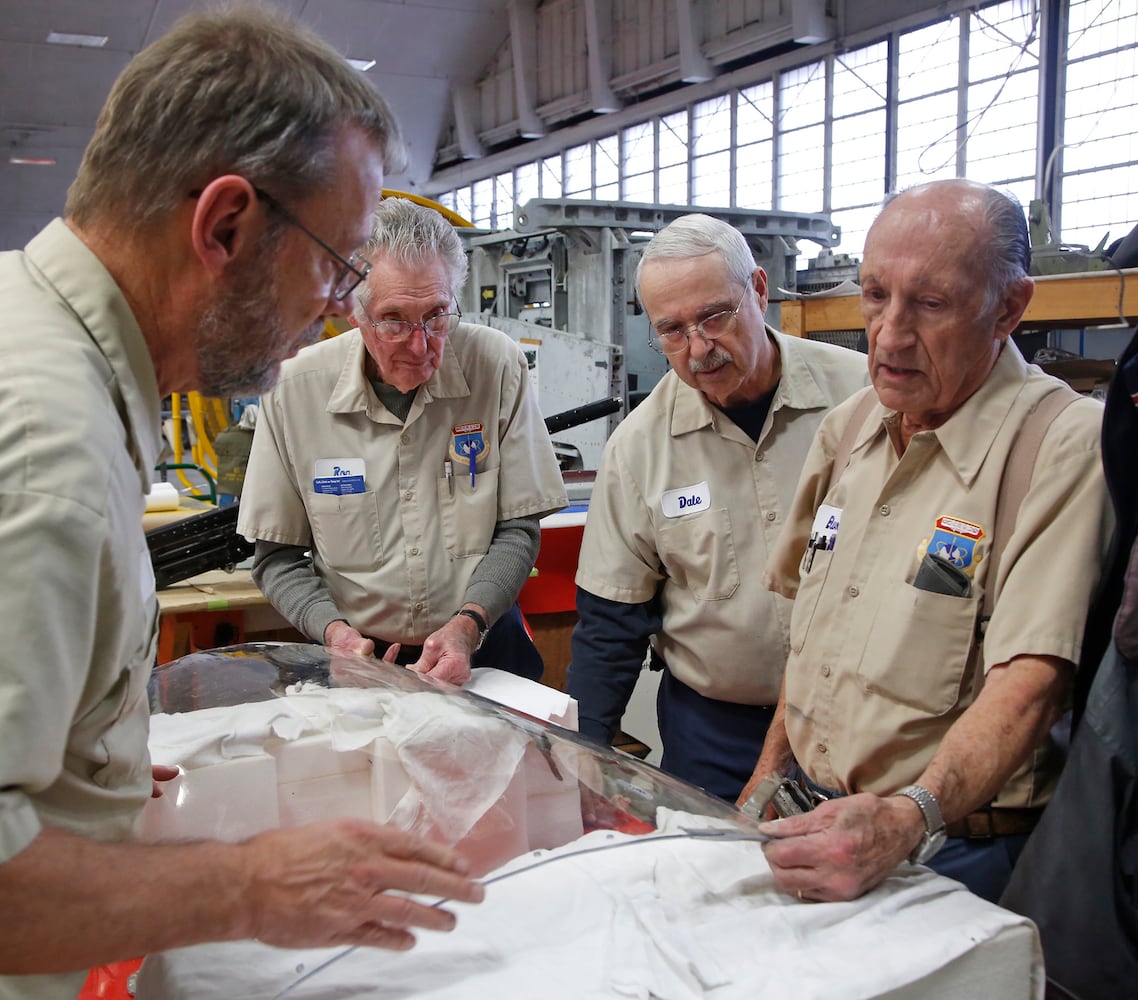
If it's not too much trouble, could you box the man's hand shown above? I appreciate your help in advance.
[758,793,925,902]
[324,620,375,658]
[241,819,484,951]
[409,614,481,685]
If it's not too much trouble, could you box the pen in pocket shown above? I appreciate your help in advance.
[445,460,454,497]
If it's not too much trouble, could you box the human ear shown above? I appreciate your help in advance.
[189,175,261,277]
[992,276,1034,341]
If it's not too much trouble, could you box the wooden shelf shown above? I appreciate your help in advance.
[778,267,1138,338]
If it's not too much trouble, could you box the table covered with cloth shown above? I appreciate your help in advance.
[135,807,1042,1000]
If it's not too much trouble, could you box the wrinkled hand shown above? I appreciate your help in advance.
[758,793,925,902]
[324,620,375,658]
[242,818,485,951]
[150,764,180,798]
[408,616,478,685]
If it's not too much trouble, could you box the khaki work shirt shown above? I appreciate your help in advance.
[767,342,1111,806]
[0,221,162,1000]
[576,330,868,704]
[239,324,567,642]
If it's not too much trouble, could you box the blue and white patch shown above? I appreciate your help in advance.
[925,515,985,572]
[661,481,710,518]
[449,422,489,469]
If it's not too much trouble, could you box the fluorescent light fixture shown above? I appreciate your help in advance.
[346,57,376,72]
[9,157,57,166]
[46,31,108,48]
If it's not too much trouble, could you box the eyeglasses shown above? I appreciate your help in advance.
[648,285,750,355]
[253,187,370,302]
[362,302,463,343]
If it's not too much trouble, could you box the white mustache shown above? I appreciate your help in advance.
[688,348,732,373]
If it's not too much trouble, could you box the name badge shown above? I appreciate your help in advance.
[313,457,366,495]
[661,481,710,519]
[809,503,843,551]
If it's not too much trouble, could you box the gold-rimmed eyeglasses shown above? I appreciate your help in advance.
[648,285,750,355]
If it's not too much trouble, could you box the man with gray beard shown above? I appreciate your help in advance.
[0,9,482,999]
[566,214,867,802]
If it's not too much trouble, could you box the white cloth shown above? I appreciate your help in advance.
[135,810,1042,1000]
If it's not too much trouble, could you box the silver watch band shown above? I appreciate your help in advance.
[893,784,945,835]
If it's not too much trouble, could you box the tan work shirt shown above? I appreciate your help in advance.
[767,342,1111,806]
[239,324,567,642]
[576,330,868,704]
[0,220,162,1000]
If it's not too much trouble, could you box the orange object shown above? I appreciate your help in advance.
[79,958,142,999]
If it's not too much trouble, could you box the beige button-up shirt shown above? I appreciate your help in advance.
[0,220,162,1000]
[576,330,869,704]
[239,324,567,642]
[767,342,1112,806]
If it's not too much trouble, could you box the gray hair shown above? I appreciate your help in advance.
[66,6,405,229]
[635,214,756,299]
[353,198,469,313]
[882,181,1030,313]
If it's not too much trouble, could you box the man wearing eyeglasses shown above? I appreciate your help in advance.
[239,198,567,686]
[566,214,868,802]
[0,9,486,996]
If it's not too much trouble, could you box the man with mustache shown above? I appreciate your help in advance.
[566,213,867,801]
[239,198,567,687]
[739,179,1112,903]
[0,10,483,998]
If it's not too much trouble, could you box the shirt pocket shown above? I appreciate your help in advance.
[857,581,980,716]
[789,544,837,654]
[656,507,739,601]
[438,465,499,559]
[306,490,383,572]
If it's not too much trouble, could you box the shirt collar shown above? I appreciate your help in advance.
[25,219,163,490]
[854,340,1030,487]
[669,324,831,436]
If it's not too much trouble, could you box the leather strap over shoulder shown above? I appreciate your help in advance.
[980,382,1083,629]
[826,389,878,496]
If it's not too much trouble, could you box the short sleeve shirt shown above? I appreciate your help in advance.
[238,324,567,642]
[575,330,869,704]
[0,219,163,1000]
[766,342,1112,805]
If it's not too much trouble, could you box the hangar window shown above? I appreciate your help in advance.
[433,0,1138,261]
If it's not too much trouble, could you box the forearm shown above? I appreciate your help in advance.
[463,516,540,624]
[0,827,251,973]
[914,653,1071,821]
[755,680,795,775]
[737,677,794,806]
[251,540,341,640]
[566,588,659,742]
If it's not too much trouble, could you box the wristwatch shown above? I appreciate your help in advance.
[893,785,947,864]
[453,608,490,650]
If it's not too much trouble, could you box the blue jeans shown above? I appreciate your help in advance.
[656,669,775,803]
[927,833,1030,904]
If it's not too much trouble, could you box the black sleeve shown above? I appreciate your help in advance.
[567,586,662,744]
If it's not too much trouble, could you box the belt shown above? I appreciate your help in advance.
[361,636,424,666]
[945,807,1042,839]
